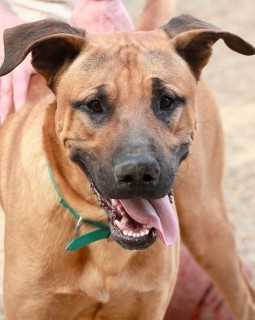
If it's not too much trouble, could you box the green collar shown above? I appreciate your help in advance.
[48,165,111,251]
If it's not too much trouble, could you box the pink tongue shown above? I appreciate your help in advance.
[119,196,178,246]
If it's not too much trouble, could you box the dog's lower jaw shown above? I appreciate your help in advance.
[89,177,178,250]
[110,203,158,251]
[89,179,158,250]
[110,223,158,250]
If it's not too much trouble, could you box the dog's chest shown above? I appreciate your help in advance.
[58,245,167,317]
[78,251,160,302]
[50,241,173,319]
[68,263,163,319]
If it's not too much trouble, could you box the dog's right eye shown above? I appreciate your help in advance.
[160,95,175,110]
[86,100,103,114]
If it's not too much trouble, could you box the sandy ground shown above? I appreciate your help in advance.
[0,0,254,318]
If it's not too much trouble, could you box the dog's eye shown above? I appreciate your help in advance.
[87,100,103,114]
[160,95,175,110]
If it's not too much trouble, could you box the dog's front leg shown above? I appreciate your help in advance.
[176,194,255,320]
[174,83,255,320]
[134,290,175,320]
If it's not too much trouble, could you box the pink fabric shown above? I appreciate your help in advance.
[164,245,233,320]
[70,0,134,34]
[0,4,34,123]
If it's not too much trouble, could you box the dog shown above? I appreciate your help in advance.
[0,2,255,319]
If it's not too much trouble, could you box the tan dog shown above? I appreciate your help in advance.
[0,5,255,320]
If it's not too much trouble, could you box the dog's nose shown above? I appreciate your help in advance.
[114,156,160,187]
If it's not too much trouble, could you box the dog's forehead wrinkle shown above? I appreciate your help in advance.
[152,77,167,92]
[84,32,170,70]
[80,50,112,72]
[95,84,107,96]
[59,33,196,131]
[92,29,163,46]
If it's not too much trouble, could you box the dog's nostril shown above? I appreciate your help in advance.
[114,156,160,186]
[143,174,154,183]
[122,175,133,183]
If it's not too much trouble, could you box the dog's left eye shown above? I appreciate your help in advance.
[87,100,103,114]
[160,95,175,110]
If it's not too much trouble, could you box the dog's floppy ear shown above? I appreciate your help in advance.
[0,19,85,87]
[162,14,255,79]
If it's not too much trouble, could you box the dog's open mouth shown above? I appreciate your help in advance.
[89,178,178,250]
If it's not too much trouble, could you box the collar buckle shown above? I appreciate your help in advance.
[74,216,84,234]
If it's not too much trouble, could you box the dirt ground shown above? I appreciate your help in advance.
[0,0,254,318]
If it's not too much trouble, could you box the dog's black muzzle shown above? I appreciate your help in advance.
[70,134,188,200]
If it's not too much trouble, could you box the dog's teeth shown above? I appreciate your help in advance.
[128,231,133,237]
[115,220,125,231]
[117,204,123,211]
[111,199,118,207]
[121,216,128,223]
[123,229,147,238]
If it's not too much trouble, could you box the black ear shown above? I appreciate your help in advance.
[162,14,255,79]
[0,19,86,87]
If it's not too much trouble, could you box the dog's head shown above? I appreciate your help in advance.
[1,15,254,250]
